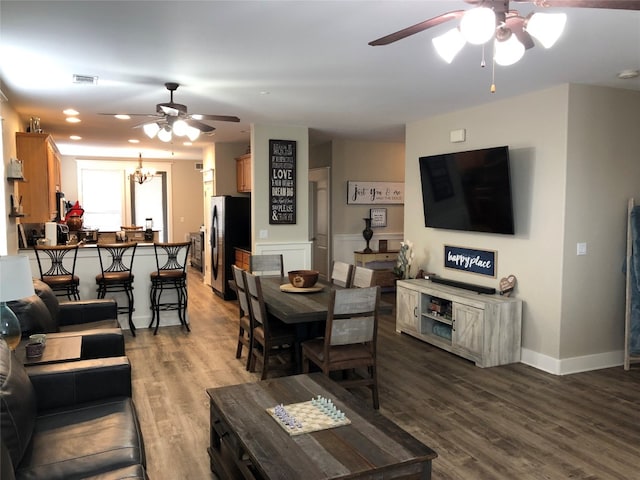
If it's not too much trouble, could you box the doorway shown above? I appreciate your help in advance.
[131,172,167,242]
[309,167,330,279]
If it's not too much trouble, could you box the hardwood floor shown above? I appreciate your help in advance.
[126,269,640,479]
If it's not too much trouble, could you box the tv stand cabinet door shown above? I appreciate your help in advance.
[396,285,420,335]
[452,303,483,362]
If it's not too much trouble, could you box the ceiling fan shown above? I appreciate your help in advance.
[101,82,240,142]
[368,1,640,48]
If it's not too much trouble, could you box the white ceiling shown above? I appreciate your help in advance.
[1,1,639,161]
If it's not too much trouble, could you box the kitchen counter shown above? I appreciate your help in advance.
[21,243,187,332]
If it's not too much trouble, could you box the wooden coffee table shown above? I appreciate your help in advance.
[207,373,437,479]
[16,335,82,366]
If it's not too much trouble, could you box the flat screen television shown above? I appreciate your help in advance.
[418,145,515,235]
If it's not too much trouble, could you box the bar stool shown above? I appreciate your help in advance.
[34,244,80,301]
[95,242,138,336]
[149,241,191,335]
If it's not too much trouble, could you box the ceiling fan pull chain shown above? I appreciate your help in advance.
[481,43,486,68]
[491,43,497,94]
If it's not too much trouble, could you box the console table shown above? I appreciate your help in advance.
[207,373,437,479]
[354,250,398,291]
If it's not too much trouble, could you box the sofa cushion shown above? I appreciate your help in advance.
[0,340,37,471]
[78,464,147,480]
[7,295,59,336]
[15,398,145,480]
[32,278,60,325]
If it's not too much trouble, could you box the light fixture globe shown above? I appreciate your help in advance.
[460,7,496,45]
[525,12,567,48]
[172,119,189,137]
[494,34,525,66]
[143,122,160,139]
[185,125,201,141]
[157,126,172,142]
[433,28,466,64]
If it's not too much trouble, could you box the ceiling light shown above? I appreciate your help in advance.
[63,108,79,116]
[115,114,131,120]
[128,139,140,144]
[494,35,525,66]
[185,125,200,141]
[172,119,189,137]
[157,126,172,143]
[183,141,193,146]
[617,69,639,80]
[69,135,82,140]
[460,7,496,45]
[525,12,566,49]
[433,28,466,64]
[66,117,81,123]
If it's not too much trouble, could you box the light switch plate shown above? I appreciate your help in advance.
[577,242,587,255]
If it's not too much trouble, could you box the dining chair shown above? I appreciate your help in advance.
[249,254,284,277]
[34,244,81,300]
[95,242,137,335]
[330,261,353,288]
[243,270,296,380]
[149,241,191,335]
[232,265,252,370]
[351,266,375,288]
[301,285,381,409]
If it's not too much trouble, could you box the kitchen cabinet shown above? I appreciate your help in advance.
[15,132,61,222]
[234,247,250,271]
[190,231,204,272]
[235,153,251,193]
[396,279,522,367]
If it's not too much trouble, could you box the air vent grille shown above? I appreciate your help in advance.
[73,74,98,85]
[195,162,203,171]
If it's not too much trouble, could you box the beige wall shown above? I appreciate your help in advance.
[1,100,21,253]
[405,84,640,374]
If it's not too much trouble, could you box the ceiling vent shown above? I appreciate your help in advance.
[72,74,98,85]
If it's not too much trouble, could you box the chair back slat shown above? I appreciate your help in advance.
[250,254,284,277]
[243,271,266,327]
[153,242,191,273]
[326,287,379,347]
[34,245,79,277]
[232,265,250,317]
[351,266,375,288]
[97,242,137,276]
[331,261,353,288]
[331,317,375,345]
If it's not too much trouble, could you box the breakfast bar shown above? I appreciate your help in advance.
[21,243,187,332]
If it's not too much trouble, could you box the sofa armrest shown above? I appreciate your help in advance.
[27,356,131,412]
[58,299,118,327]
[46,328,125,358]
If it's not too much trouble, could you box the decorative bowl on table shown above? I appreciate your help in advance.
[288,270,319,288]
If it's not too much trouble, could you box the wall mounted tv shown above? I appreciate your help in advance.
[418,145,515,235]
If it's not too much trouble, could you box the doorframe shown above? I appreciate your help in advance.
[309,167,331,279]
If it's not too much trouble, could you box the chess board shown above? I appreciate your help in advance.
[267,400,351,436]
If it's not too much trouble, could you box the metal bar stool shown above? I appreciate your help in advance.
[95,242,138,336]
[34,244,80,301]
[149,241,191,335]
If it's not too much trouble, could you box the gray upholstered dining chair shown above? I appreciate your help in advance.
[243,270,296,380]
[330,261,353,288]
[351,266,375,288]
[232,265,252,370]
[301,285,381,409]
[249,254,284,277]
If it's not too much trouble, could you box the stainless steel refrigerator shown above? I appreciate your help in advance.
[210,195,251,300]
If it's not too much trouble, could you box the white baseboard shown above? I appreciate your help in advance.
[521,348,624,375]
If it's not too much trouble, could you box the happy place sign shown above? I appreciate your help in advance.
[444,245,496,277]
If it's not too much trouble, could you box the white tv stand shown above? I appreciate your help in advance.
[396,279,523,367]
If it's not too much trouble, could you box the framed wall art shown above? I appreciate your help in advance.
[269,139,296,224]
[444,245,497,277]
[370,208,387,227]
[347,181,404,205]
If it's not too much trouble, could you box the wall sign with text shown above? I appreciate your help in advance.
[444,245,496,277]
[269,139,296,224]
[347,181,404,204]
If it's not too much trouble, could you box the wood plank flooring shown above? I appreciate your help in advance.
[125,269,640,479]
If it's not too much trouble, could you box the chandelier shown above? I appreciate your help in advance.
[432,6,566,90]
[130,153,155,184]
[142,118,200,143]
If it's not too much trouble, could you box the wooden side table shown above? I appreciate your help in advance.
[354,250,398,291]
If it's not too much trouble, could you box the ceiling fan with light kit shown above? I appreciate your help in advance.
[100,82,240,142]
[369,0,640,91]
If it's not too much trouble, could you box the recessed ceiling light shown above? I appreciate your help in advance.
[66,117,81,123]
[63,108,79,116]
[260,91,270,95]
[72,74,98,85]
[115,114,131,120]
[69,135,82,140]
[617,69,639,80]
[128,139,140,144]
[183,141,193,146]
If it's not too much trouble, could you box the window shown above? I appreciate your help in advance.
[81,168,125,231]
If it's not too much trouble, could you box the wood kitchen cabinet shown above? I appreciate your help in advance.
[235,153,251,193]
[15,132,61,223]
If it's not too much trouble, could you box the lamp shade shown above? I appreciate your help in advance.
[494,35,525,66]
[157,126,172,142]
[0,255,34,302]
[143,122,160,139]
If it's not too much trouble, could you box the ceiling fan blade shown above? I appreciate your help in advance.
[159,105,181,116]
[191,114,240,123]
[504,15,535,49]
[185,118,216,133]
[369,10,465,46]
[512,0,640,9]
[97,113,160,117]
[132,119,166,129]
